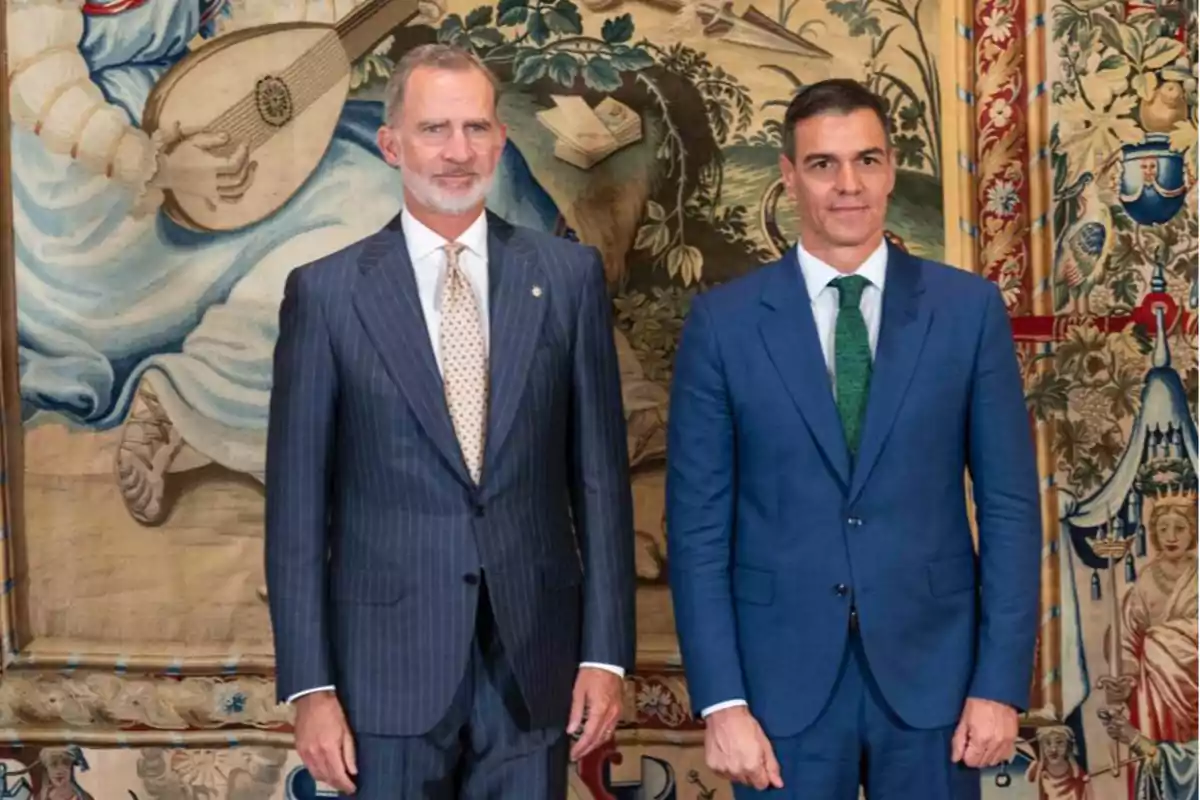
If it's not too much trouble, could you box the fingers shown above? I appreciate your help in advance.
[218,160,258,202]
[960,729,1015,768]
[762,738,785,789]
[951,717,968,763]
[321,737,357,794]
[963,738,987,769]
[566,685,586,739]
[297,720,356,794]
[217,142,250,177]
[191,129,232,151]
[570,698,618,762]
[705,726,782,790]
[306,742,356,794]
[342,728,358,778]
[215,142,255,203]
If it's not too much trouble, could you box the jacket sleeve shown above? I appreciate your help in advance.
[568,249,637,673]
[666,294,747,714]
[965,283,1042,711]
[264,266,338,703]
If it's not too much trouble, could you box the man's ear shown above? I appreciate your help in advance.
[778,154,796,201]
[377,126,401,168]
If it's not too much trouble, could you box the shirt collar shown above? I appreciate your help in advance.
[794,238,888,300]
[400,206,489,262]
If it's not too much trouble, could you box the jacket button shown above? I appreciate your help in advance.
[847,517,862,527]
[472,504,485,518]
[463,573,479,585]
[835,583,848,596]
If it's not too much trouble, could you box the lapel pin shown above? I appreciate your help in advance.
[531,285,543,298]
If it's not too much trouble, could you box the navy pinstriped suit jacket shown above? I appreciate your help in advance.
[264,211,636,737]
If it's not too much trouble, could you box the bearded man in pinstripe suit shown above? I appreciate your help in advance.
[264,44,636,798]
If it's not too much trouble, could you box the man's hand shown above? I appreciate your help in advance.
[567,667,624,762]
[951,697,1018,768]
[1096,674,1137,706]
[704,706,784,791]
[294,691,357,794]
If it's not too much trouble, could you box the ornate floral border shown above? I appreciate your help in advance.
[0,671,705,746]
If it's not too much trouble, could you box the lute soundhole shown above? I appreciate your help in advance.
[255,75,294,127]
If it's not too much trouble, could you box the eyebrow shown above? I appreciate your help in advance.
[803,147,886,164]
[418,118,493,127]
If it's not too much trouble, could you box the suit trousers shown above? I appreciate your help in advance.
[734,618,981,800]
[344,579,569,799]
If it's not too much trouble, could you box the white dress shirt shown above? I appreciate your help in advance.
[287,208,623,704]
[699,237,888,719]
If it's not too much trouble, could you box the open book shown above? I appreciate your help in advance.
[536,95,643,170]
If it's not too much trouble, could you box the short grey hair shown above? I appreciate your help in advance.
[382,43,502,125]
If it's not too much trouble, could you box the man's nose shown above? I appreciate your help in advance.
[443,128,474,162]
[835,163,863,193]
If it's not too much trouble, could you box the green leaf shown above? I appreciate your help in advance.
[551,0,584,32]
[1109,204,1134,232]
[1053,417,1087,467]
[499,5,529,25]
[544,8,581,34]
[497,0,526,20]
[1103,368,1141,418]
[1098,53,1126,71]
[667,244,704,285]
[848,14,882,37]
[610,48,654,72]
[527,11,550,44]
[602,13,635,44]
[470,28,505,49]
[582,57,622,92]
[1142,38,1184,70]
[893,133,926,169]
[439,13,464,36]
[1109,271,1141,307]
[645,200,665,221]
[465,5,493,27]
[635,222,667,253]
[1120,26,1144,64]
[547,52,580,86]
[825,0,859,21]
[513,52,548,84]
[1093,13,1124,55]
[1026,373,1071,419]
[1072,457,1103,493]
[1051,5,1085,43]
[899,101,924,132]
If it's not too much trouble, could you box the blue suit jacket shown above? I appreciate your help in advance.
[665,243,1041,736]
[265,212,636,737]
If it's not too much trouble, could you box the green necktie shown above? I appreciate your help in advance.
[832,275,872,455]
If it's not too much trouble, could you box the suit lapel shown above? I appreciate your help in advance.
[848,245,932,503]
[758,255,852,489]
[351,217,473,488]
[481,213,547,484]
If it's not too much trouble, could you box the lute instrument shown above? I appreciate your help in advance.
[142,0,419,232]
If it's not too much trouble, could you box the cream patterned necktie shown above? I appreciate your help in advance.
[439,241,488,483]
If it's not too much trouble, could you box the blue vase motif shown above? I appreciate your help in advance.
[1118,133,1189,225]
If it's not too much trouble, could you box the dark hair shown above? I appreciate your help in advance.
[781,79,891,161]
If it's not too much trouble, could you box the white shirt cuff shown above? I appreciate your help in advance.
[580,662,625,678]
[701,699,748,717]
[286,685,336,704]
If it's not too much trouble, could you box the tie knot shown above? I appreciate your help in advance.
[832,275,869,309]
[443,241,466,267]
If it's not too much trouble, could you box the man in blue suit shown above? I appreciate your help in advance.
[265,44,635,798]
[665,79,1041,799]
